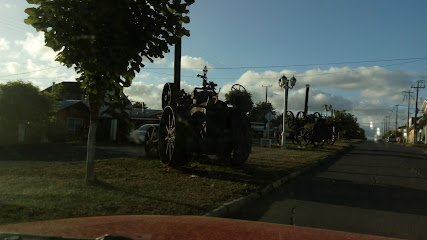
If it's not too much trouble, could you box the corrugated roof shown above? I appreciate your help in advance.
[130,108,162,118]
[58,100,88,111]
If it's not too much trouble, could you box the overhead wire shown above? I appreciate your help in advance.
[1,55,427,81]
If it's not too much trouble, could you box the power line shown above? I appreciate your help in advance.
[0,66,62,79]
[1,56,427,80]
[143,56,427,70]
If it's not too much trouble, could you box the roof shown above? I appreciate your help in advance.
[130,108,162,119]
[58,100,88,111]
[42,82,84,101]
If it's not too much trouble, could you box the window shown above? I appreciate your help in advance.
[67,118,83,134]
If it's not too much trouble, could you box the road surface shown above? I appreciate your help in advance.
[231,141,427,240]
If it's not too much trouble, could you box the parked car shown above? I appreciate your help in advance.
[129,124,159,144]
[387,135,396,143]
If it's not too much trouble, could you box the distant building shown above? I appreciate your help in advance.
[42,81,134,142]
[421,100,427,144]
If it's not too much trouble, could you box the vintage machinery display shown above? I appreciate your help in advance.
[158,66,252,166]
[277,111,336,147]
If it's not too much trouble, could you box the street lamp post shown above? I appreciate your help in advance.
[279,74,296,150]
[323,104,332,117]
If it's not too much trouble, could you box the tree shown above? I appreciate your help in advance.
[225,88,253,113]
[132,101,149,115]
[0,81,58,145]
[25,0,194,182]
[133,101,143,109]
[327,110,365,140]
[249,102,276,123]
[101,92,133,142]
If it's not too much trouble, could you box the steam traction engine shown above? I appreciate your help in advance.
[158,66,252,166]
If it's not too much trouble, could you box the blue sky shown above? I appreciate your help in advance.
[0,0,426,139]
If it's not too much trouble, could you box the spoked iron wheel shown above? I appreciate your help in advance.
[161,83,177,109]
[158,106,188,166]
[230,114,252,166]
[327,132,336,145]
[296,111,305,120]
[145,126,159,158]
[231,83,247,93]
[296,127,311,147]
[313,112,322,120]
[190,111,207,154]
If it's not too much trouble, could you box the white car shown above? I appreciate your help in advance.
[129,124,159,144]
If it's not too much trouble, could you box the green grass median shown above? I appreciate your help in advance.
[0,141,355,224]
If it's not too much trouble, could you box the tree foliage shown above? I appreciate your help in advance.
[24,0,194,182]
[225,89,253,113]
[25,0,194,99]
[249,102,276,123]
[0,81,58,144]
[327,110,366,140]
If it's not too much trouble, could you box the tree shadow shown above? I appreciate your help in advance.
[230,168,427,222]
[87,179,206,211]
[0,142,144,162]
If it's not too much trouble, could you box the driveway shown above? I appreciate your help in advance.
[231,141,427,240]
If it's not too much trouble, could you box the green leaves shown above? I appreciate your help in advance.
[24,0,194,106]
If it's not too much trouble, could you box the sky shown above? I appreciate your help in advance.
[0,0,426,139]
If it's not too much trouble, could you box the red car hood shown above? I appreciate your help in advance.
[0,215,403,240]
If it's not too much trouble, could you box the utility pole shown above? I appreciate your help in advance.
[385,116,388,136]
[304,85,310,117]
[411,80,425,143]
[262,85,272,103]
[174,27,182,90]
[402,90,413,143]
[395,105,399,137]
[383,117,387,140]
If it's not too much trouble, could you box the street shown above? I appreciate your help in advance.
[231,141,427,240]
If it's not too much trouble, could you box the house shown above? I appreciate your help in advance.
[127,107,162,131]
[421,100,427,144]
[43,82,135,142]
[408,116,424,144]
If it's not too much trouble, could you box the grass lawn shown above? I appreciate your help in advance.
[0,141,354,224]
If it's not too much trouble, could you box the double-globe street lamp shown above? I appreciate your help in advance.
[279,74,297,149]
[323,104,332,117]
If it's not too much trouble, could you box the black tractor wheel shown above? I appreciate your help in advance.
[161,83,178,109]
[231,84,247,93]
[327,132,336,145]
[158,106,189,166]
[145,125,158,158]
[230,113,252,166]
[296,127,310,147]
[189,111,207,154]
[313,112,322,120]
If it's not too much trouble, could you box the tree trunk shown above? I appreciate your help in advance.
[86,97,101,183]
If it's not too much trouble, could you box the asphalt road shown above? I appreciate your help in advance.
[230,141,427,240]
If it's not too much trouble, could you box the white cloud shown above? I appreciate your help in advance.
[15,32,57,62]
[122,65,422,140]
[169,56,213,70]
[6,62,24,73]
[2,59,78,90]
[0,38,10,51]
[2,3,14,9]
[298,66,414,99]
[124,80,197,110]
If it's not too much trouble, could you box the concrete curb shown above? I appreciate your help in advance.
[204,144,355,218]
